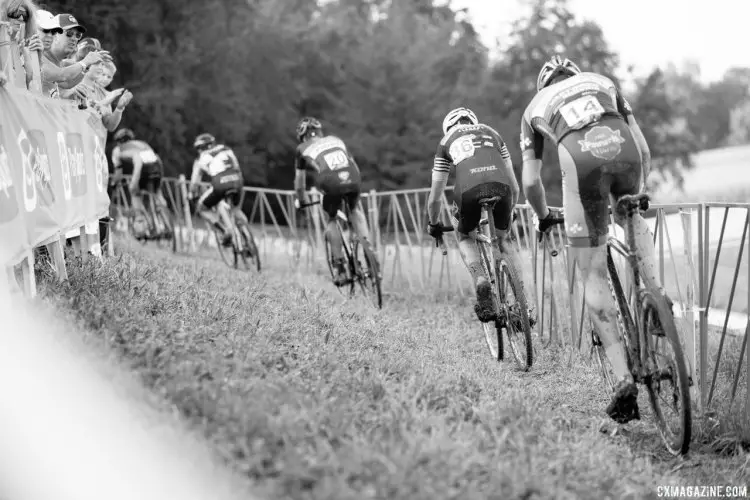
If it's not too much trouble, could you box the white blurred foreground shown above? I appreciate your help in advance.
[0,274,256,500]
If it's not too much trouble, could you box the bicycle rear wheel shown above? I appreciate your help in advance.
[353,240,382,309]
[213,225,236,268]
[640,289,692,456]
[324,234,349,296]
[154,205,176,252]
[237,223,261,272]
[477,241,503,361]
[497,257,533,371]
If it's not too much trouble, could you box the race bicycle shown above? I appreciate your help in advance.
[201,190,261,272]
[128,184,176,253]
[299,199,382,309]
[435,196,534,371]
[540,193,692,455]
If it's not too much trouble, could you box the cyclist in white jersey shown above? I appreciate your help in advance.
[188,133,247,246]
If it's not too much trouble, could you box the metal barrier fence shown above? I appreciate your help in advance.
[111,177,748,421]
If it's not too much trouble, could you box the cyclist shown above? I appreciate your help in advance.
[111,128,167,237]
[293,117,373,286]
[520,55,664,424]
[426,107,534,325]
[188,133,246,247]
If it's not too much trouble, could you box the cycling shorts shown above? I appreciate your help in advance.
[558,116,642,247]
[316,167,362,219]
[451,182,513,234]
[452,155,514,234]
[199,168,243,209]
[135,161,163,191]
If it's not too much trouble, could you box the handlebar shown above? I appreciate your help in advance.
[433,224,455,256]
[298,200,321,208]
[536,215,565,242]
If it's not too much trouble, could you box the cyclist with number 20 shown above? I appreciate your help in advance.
[189,133,247,247]
[293,117,373,287]
[521,55,665,424]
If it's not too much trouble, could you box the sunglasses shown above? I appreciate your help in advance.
[41,28,63,34]
[7,10,28,23]
[64,30,84,40]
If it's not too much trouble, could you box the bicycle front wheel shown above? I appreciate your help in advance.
[497,257,533,371]
[640,289,692,456]
[213,226,236,268]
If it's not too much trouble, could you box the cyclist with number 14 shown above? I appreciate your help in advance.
[520,55,670,424]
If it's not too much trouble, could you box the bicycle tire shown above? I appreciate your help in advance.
[128,207,149,244]
[477,240,503,361]
[242,225,261,272]
[154,205,176,252]
[213,225,236,268]
[497,257,533,371]
[640,289,692,456]
[324,234,348,296]
[355,240,383,309]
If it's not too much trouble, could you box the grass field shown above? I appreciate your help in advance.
[37,240,750,500]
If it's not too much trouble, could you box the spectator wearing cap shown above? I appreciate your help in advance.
[0,0,43,89]
[35,8,60,52]
[40,13,106,98]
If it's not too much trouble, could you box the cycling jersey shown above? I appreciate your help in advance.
[111,140,163,191]
[193,144,240,178]
[295,135,362,217]
[520,72,633,159]
[433,123,514,233]
[191,144,244,209]
[520,72,641,247]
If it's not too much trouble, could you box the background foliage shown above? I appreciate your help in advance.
[43,0,750,204]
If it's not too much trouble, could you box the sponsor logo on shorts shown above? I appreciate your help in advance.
[469,165,497,174]
[577,125,625,160]
[337,171,351,183]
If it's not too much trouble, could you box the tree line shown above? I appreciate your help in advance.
[44,0,750,205]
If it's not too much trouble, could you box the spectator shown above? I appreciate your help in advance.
[0,0,43,90]
[35,8,60,52]
[96,59,115,88]
[40,13,106,98]
[75,64,133,131]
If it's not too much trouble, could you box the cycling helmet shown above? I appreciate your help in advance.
[442,107,478,135]
[536,55,582,92]
[296,117,323,142]
[193,133,216,151]
[113,128,135,143]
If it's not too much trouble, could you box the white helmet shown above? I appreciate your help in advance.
[442,107,478,135]
[536,55,582,92]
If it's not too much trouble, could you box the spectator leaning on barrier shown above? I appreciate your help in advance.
[40,13,106,98]
[0,0,43,90]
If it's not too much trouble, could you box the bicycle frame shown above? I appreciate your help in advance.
[608,195,652,381]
